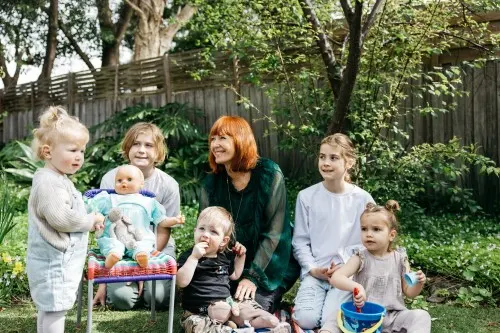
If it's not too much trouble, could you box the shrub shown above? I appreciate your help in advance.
[401,213,500,300]
[174,205,198,257]
[0,215,29,306]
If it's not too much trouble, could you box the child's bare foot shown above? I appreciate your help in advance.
[105,253,121,268]
[136,252,149,268]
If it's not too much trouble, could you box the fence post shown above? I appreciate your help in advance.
[67,73,73,114]
[113,65,119,113]
[162,54,172,103]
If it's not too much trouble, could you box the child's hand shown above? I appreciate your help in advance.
[326,261,342,277]
[310,267,330,281]
[232,242,246,257]
[91,213,105,231]
[416,270,426,284]
[191,242,208,260]
[175,214,185,225]
[353,284,366,309]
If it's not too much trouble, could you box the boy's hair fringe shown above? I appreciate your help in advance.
[32,106,89,160]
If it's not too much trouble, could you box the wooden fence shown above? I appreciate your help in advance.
[1,52,500,210]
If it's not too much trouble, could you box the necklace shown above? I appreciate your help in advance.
[227,175,244,223]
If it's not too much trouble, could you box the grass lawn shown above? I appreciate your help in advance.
[0,300,498,333]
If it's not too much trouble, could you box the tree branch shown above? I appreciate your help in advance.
[58,19,95,70]
[298,0,341,98]
[115,2,134,43]
[339,0,353,23]
[159,4,197,54]
[361,0,385,41]
[125,0,148,32]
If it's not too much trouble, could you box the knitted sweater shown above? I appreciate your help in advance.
[28,168,94,252]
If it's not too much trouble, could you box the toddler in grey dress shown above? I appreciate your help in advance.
[323,200,431,333]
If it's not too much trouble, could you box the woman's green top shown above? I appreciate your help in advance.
[200,158,294,292]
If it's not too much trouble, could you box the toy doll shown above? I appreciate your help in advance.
[87,165,184,268]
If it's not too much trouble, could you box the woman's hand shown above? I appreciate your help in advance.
[234,278,256,301]
[92,284,106,306]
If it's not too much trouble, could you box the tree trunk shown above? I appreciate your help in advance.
[127,0,196,60]
[97,0,133,67]
[36,0,58,120]
[328,0,364,134]
[38,0,58,81]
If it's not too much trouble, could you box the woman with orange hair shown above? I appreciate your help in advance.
[199,116,299,314]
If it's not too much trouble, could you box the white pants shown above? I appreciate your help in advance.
[293,275,351,329]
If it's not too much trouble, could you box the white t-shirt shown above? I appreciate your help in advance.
[292,182,374,279]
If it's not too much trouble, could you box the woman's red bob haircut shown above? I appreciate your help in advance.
[208,116,259,173]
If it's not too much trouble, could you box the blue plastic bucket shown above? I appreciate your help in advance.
[337,301,386,333]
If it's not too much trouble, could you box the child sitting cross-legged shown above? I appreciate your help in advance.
[322,200,431,333]
[177,206,290,333]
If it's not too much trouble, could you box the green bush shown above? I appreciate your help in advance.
[174,205,198,257]
[0,214,29,306]
[401,213,500,300]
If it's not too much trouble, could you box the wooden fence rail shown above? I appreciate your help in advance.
[1,53,500,211]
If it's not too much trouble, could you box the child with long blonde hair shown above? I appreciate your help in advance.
[324,201,431,333]
[27,106,104,333]
[292,133,374,330]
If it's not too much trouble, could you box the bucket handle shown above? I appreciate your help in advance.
[336,310,384,333]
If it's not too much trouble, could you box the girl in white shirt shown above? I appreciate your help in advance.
[292,133,374,330]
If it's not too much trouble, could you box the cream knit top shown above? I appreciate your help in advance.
[28,168,94,252]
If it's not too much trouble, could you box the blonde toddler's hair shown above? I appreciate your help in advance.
[32,106,89,160]
[197,206,236,252]
[320,133,356,182]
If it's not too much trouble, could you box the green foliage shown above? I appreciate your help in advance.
[455,286,495,308]
[2,141,43,185]
[174,205,198,257]
[0,174,17,245]
[405,295,429,311]
[86,102,210,203]
[0,215,29,306]
[401,213,500,300]
[358,137,500,214]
